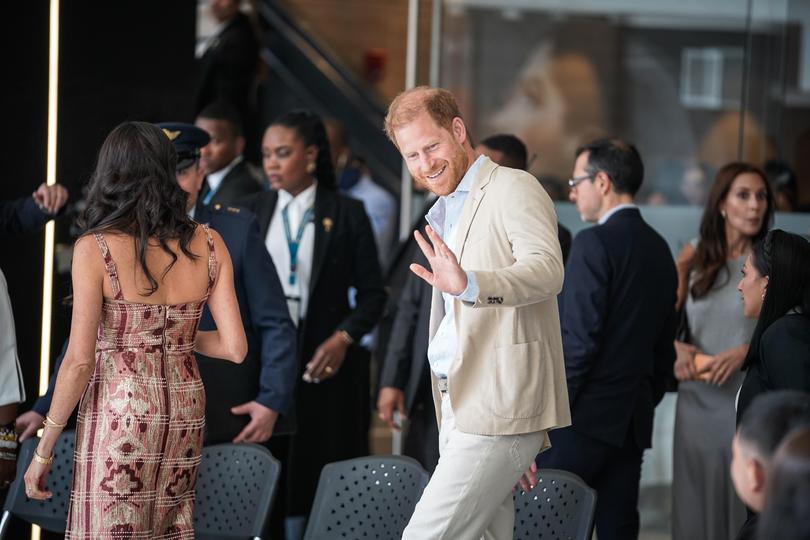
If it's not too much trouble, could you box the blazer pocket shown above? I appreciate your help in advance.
[490,340,546,419]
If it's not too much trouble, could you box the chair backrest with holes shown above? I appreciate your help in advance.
[303,455,430,540]
[512,468,596,540]
[0,430,75,538]
[193,442,280,539]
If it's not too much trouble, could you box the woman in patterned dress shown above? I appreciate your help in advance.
[23,121,247,539]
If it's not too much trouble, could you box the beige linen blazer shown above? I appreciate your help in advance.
[429,156,571,436]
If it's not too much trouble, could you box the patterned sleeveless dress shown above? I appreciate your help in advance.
[65,227,216,539]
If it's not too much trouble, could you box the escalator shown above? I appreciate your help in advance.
[254,0,402,195]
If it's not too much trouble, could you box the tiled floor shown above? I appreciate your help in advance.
[639,484,672,540]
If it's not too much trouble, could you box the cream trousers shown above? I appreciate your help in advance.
[402,391,546,540]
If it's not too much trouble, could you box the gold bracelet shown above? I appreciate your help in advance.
[43,415,67,429]
[338,330,354,345]
[33,448,54,465]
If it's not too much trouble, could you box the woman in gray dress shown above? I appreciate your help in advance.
[671,162,773,540]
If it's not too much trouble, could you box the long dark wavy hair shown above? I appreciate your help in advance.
[271,109,337,189]
[742,229,810,369]
[690,162,774,299]
[78,121,197,295]
[758,427,810,540]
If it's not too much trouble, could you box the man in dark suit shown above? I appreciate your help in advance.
[536,138,678,540]
[17,124,297,452]
[475,133,572,261]
[194,0,258,118]
[376,248,439,472]
[0,183,68,235]
[195,100,262,208]
[168,122,297,444]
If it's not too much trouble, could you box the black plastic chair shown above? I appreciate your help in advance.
[193,442,280,540]
[0,430,75,539]
[303,455,430,540]
[513,468,596,540]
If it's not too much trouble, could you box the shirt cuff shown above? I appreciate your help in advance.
[456,271,479,302]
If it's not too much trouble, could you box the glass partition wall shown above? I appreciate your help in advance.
[440,0,810,212]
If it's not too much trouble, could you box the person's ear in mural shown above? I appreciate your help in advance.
[488,44,605,186]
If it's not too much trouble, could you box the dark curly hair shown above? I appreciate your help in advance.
[271,110,337,189]
[78,121,197,295]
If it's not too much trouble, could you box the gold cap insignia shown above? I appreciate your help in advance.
[162,128,181,141]
[322,217,333,232]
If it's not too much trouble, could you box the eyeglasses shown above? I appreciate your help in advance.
[568,174,594,188]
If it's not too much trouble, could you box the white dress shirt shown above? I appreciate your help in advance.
[0,269,25,406]
[266,183,317,324]
[203,155,243,204]
[598,203,638,225]
[425,156,483,378]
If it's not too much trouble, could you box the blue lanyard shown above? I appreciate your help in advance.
[282,204,314,286]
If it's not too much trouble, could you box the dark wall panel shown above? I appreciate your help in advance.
[1,0,197,422]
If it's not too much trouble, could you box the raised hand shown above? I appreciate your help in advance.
[409,225,468,295]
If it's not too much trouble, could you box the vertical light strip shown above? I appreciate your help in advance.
[399,0,420,241]
[429,0,442,87]
[39,0,59,397]
[33,2,59,539]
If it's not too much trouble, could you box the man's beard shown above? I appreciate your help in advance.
[415,146,470,196]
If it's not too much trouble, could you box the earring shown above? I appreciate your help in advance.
[306,161,316,174]
[721,210,727,219]
[761,289,766,301]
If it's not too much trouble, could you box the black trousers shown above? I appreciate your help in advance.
[403,382,439,474]
[536,426,644,540]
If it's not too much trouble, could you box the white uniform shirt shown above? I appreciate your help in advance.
[265,183,317,324]
[0,269,25,406]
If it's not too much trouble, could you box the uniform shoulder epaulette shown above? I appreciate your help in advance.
[210,203,252,222]
[212,203,242,214]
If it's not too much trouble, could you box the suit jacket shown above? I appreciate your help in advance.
[428,157,569,436]
[737,313,810,423]
[375,197,573,411]
[558,222,572,264]
[200,159,261,209]
[561,207,677,449]
[0,196,53,236]
[378,249,432,413]
[194,12,258,115]
[240,184,387,363]
[194,204,297,442]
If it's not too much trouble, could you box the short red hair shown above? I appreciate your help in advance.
[384,86,464,148]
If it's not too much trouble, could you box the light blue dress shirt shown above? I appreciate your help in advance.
[344,175,397,267]
[425,155,483,378]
